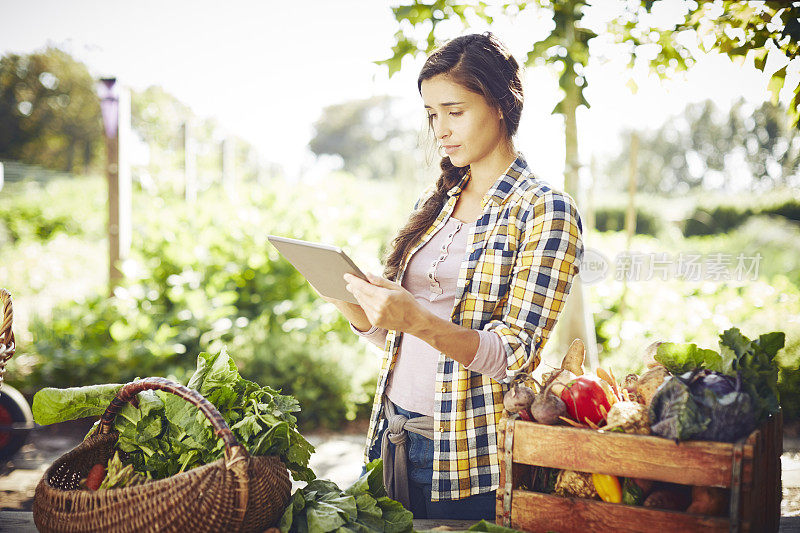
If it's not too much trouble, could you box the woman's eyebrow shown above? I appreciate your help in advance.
[424,101,465,109]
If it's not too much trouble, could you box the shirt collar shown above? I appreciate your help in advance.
[446,169,472,198]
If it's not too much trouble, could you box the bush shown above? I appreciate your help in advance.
[761,199,800,223]
[683,204,754,237]
[593,205,662,236]
[683,196,800,237]
[0,177,105,245]
[8,174,414,429]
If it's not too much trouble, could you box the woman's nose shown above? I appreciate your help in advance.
[436,118,451,140]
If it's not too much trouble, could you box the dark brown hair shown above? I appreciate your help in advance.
[383,32,524,281]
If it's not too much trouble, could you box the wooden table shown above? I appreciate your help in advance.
[2,511,799,531]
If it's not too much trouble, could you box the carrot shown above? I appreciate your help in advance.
[86,463,106,491]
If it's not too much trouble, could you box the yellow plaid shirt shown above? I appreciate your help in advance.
[365,152,584,500]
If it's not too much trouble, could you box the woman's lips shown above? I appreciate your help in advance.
[444,145,460,154]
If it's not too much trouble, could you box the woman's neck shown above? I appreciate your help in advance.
[466,144,518,196]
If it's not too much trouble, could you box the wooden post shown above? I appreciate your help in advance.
[106,129,121,293]
[101,81,131,296]
[118,86,131,265]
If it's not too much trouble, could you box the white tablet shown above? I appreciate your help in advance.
[267,235,368,305]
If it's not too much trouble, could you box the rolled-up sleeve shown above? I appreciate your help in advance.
[350,322,389,350]
[483,191,584,384]
[465,329,508,382]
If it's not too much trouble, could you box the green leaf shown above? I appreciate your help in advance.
[468,519,522,532]
[306,500,352,533]
[375,496,413,533]
[755,332,785,360]
[353,494,383,531]
[768,66,787,103]
[655,342,722,373]
[31,383,123,425]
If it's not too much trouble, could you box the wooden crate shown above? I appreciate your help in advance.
[496,411,782,532]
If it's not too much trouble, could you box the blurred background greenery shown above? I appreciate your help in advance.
[1,1,799,429]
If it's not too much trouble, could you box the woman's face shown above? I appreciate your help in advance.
[420,74,506,168]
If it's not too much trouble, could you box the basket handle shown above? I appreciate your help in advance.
[0,288,15,387]
[98,377,242,455]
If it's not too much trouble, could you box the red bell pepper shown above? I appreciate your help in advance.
[560,376,611,425]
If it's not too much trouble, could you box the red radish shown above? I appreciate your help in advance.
[560,376,611,426]
[518,408,533,421]
[86,463,106,491]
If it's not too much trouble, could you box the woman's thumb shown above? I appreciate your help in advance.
[366,272,393,287]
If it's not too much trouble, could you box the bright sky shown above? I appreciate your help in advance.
[0,0,793,186]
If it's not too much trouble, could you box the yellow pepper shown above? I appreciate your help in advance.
[592,473,623,503]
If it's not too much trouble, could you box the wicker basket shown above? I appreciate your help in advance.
[33,377,292,533]
[0,288,15,390]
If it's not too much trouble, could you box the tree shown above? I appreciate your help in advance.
[309,95,419,180]
[603,99,800,193]
[678,1,800,127]
[374,0,800,361]
[0,47,103,173]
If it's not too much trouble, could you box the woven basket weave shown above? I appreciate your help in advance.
[0,288,15,390]
[33,377,292,532]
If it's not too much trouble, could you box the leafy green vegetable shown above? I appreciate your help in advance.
[719,328,783,423]
[621,478,644,506]
[648,374,711,441]
[32,383,125,424]
[32,347,315,481]
[279,459,413,533]
[655,343,721,374]
[650,369,758,442]
[468,520,524,533]
[653,327,784,428]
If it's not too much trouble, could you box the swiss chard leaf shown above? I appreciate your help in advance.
[655,342,721,373]
[32,383,123,425]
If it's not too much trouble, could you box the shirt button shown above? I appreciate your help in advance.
[439,424,446,432]
[441,386,446,392]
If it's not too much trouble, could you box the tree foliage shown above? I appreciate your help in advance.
[604,98,800,193]
[0,47,103,172]
[679,0,800,127]
[308,95,419,180]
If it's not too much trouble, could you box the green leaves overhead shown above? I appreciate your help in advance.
[681,1,800,127]
[381,1,800,125]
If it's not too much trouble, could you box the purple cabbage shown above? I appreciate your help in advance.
[650,369,756,442]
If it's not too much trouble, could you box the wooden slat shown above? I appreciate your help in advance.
[510,491,731,533]
[511,422,753,487]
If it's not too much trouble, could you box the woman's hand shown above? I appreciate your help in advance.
[343,272,430,334]
[314,288,373,332]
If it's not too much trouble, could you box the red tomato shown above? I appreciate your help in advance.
[560,376,611,425]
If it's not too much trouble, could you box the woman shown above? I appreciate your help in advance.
[326,32,584,520]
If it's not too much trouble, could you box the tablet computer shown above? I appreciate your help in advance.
[267,235,368,305]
